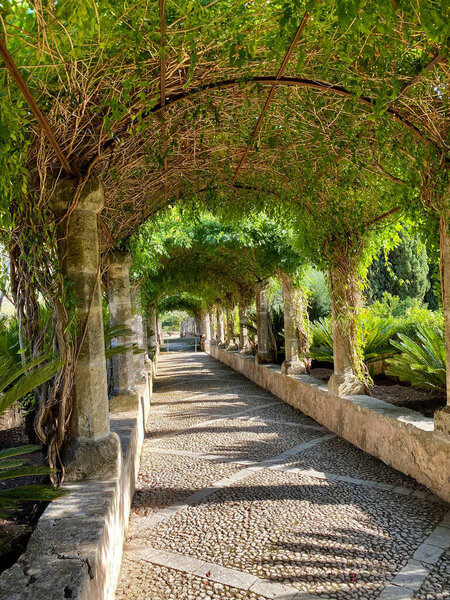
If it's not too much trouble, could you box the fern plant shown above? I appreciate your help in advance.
[386,326,446,392]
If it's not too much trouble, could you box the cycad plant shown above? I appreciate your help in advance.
[386,326,446,392]
[309,314,399,365]
[0,342,67,515]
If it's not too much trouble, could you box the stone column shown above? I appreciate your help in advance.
[239,304,251,354]
[107,251,139,411]
[281,277,307,375]
[200,309,210,350]
[132,313,147,383]
[216,307,225,346]
[328,266,365,397]
[255,282,273,364]
[147,304,158,353]
[435,208,450,435]
[52,178,118,479]
[209,309,215,343]
[226,306,238,350]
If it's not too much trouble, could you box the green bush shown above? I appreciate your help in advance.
[305,269,331,321]
[386,326,446,393]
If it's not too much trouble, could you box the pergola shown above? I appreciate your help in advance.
[0,0,447,476]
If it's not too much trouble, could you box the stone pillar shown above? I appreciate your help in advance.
[209,309,215,343]
[132,313,147,383]
[435,209,450,434]
[157,316,164,346]
[147,305,158,353]
[239,304,251,354]
[328,265,365,397]
[255,282,273,364]
[200,309,210,350]
[107,251,139,411]
[216,307,225,346]
[52,178,118,479]
[281,277,307,375]
[226,306,238,350]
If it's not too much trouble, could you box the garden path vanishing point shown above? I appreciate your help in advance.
[116,351,450,600]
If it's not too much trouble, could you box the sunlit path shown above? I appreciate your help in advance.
[116,352,449,600]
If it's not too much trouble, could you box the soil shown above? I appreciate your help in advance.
[310,367,446,418]
[0,423,47,574]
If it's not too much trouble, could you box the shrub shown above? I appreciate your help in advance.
[309,313,399,365]
[305,269,331,321]
[386,326,446,393]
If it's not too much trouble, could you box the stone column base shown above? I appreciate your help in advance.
[226,343,239,351]
[239,346,253,356]
[63,432,121,481]
[109,389,140,413]
[328,373,365,397]
[434,405,450,436]
[255,352,273,365]
[281,360,307,376]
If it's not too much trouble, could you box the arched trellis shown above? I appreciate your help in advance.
[1,1,448,476]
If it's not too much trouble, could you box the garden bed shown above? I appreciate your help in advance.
[0,423,47,573]
[310,367,446,418]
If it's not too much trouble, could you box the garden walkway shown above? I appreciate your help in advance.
[116,351,450,600]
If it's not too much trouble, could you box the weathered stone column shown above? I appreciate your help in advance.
[216,307,225,346]
[107,251,139,411]
[435,208,450,435]
[239,304,252,354]
[132,313,147,383]
[226,306,238,350]
[281,276,308,375]
[52,178,119,479]
[209,309,216,343]
[255,282,273,364]
[147,304,158,352]
[328,264,365,397]
[200,309,210,350]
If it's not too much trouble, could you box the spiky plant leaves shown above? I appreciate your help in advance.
[0,466,56,481]
[308,317,334,363]
[0,358,61,415]
[0,445,41,460]
[387,326,446,392]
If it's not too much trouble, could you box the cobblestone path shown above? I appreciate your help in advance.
[116,352,450,600]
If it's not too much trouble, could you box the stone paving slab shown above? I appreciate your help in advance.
[116,352,450,600]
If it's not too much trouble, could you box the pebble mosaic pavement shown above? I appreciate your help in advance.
[116,351,450,600]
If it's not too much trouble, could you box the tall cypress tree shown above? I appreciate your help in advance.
[366,234,430,304]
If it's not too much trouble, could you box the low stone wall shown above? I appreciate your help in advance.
[0,362,155,600]
[206,343,450,502]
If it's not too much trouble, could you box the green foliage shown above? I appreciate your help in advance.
[309,311,400,365]
[103,322,144,361]
[366,233,431,304]
[131,209,304,312]
[161,310,190,331]
[387,326,446,393]
[309,317,334,363]
[0,344,66,516]
[305,269,332,320]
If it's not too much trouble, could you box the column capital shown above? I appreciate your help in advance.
[50,178,104,215]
